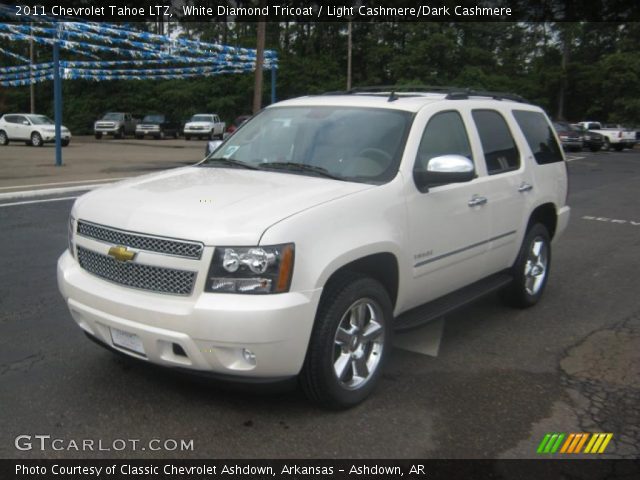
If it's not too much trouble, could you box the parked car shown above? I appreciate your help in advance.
[0,113,71,147]
[59,88,570,408]
[135,114,180,140]
[553,121,582,152]
[225,115,251,136]
[183,114,225,140]
[94,112,138,139]
[576,121,635,151]
[571,124,603,152]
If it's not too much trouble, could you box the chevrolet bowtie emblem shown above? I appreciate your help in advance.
[107,245,136,262]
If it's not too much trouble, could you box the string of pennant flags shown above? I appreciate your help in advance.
[0,4,278,87]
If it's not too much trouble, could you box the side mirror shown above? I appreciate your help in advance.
[414,154,475,192]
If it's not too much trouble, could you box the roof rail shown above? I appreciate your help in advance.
[321,85,529,103]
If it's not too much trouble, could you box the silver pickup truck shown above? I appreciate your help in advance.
[94,112,139,139]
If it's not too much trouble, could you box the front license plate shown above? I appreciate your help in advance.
[110,327,145,356]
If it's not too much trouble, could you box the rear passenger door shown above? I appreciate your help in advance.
[469,109,532,273]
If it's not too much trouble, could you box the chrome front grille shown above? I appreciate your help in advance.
[77,221,203,259]
[77,247,196,295]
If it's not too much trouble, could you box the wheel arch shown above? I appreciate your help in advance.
[320,252,400,310]
[527,203,558,239]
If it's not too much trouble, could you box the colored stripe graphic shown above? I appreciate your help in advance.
[538,433,613,454]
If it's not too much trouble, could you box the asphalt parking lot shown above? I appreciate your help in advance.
[0,143,638,460]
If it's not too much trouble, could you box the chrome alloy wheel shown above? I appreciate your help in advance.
[524,237,548,296]
[333,298,385,390]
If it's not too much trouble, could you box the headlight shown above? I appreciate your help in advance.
[68,215,76,258]
[205,244,294,294]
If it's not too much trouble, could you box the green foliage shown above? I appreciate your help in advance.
[2,22,640,131]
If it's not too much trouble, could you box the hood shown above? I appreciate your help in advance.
[73,166,372,245]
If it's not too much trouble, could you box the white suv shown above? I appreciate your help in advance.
[58,89,570,408]
[0,113,71,147]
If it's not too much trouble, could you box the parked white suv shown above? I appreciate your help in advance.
[58,89,570,408]
[183,113,225,140]
[0,113,71,147]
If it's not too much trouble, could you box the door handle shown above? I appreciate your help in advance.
[468,195,488,207]
[518,182,533,193]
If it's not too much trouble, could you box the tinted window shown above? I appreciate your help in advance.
[514,111,563,165]
[415,111,473,171]
[472,110,520,174]
[4,115,17,123]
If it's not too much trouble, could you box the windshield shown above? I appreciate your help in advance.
[201,106,412,184]
[29,115,54,125]
[190,115,213,122]
[142,115,164,123]
[102,113,123,121]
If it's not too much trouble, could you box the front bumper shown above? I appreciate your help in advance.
[57,250,322,379]
[42,132,71,142]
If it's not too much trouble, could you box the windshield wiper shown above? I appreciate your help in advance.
[258,162,343,180]
[201,157,260,170]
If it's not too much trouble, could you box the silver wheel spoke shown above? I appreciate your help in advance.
[335,327,352,346]
[334,352,351,380]
[352,356,369,379]
[362,321,383,342]
[350,303,367,329]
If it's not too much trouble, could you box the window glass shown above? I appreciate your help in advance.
[203,106,412,184]
[415,111,473,171]
[514,110,564,164]
[4,115,17,123]
[472,110,520,174]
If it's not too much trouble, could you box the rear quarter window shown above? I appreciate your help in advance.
[513,110,564,165]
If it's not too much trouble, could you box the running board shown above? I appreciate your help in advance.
[394,273,513,332]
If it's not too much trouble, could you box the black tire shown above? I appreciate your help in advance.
[159,130,165,140]
[30,132,43,147]
[208,130,215,140]
[61,139,70,147]
[185,135,191,141]
[0,130,8,145]
[115,128,124,139]
[300,273,392,409]
[589,145,601,152]
[603,137,610,151]
[613,144,624,152]
[502,223,551,308]
[94,132,102,140]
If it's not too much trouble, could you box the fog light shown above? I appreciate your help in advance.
[242,348,256,366]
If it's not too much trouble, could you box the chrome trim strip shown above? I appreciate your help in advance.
[77,219,204,260]
[414,230,517,268]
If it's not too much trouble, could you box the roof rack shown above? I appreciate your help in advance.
[321,85,529,104]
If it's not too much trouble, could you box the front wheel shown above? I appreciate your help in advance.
[502,223,551,308]
[61,139,70,147]
[94,132,102,140]
[589,145,601,152]
[603,137,610,151]
[0,130,8,145]
[300,274,392,409]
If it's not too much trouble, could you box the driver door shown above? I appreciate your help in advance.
[404,109,493,307]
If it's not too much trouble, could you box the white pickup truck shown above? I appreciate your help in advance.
[577,121,635,151]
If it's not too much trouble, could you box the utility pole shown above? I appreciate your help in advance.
[29,22,35,113]
[347,21,352,90]
[253,14,266,113]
